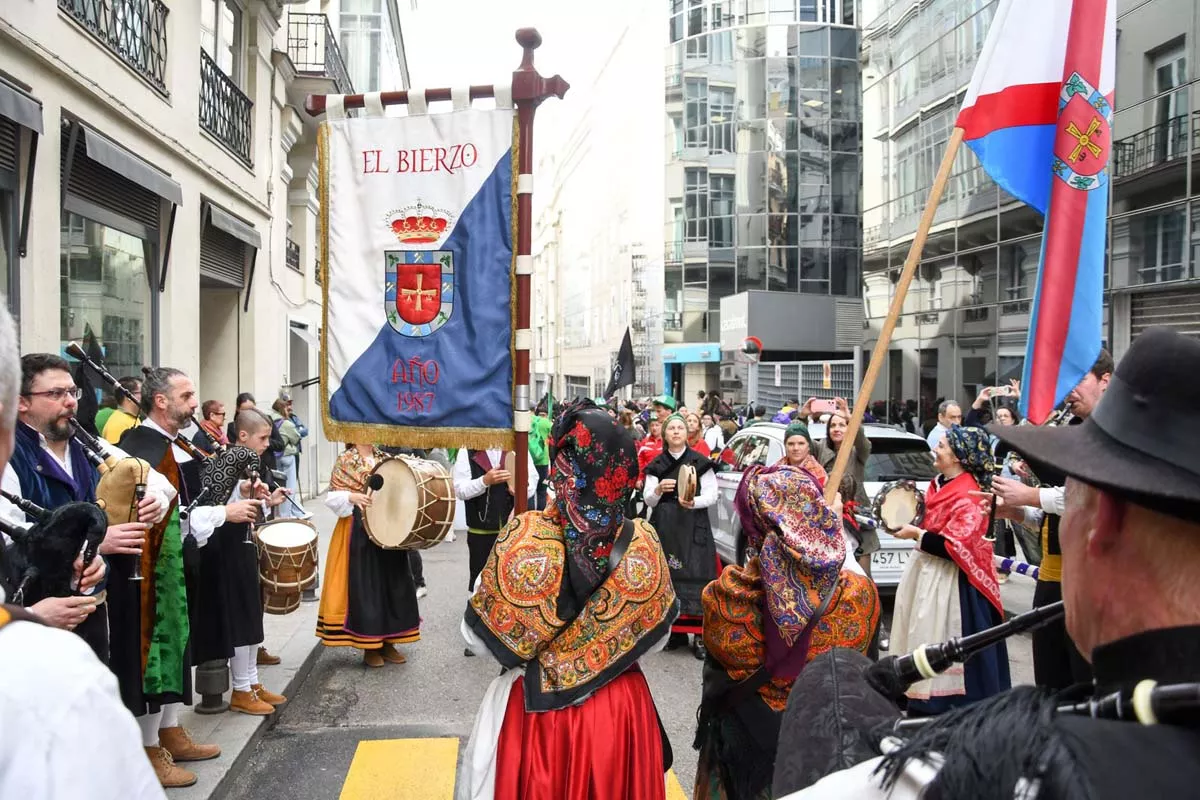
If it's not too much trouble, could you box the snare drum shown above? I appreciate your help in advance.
[872,480,926,534]
[678,464,697,504]
[361,456,455,550]
[256,519,319,615]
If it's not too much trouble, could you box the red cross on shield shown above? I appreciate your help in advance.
[395,262,442,326]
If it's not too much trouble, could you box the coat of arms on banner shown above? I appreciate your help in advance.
[385,250,454,337]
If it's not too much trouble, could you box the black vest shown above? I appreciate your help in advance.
[464,451,513,532]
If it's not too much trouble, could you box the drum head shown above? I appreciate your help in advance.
[365,458,421,547]
[872,480,925,533]
[257,519,318,548]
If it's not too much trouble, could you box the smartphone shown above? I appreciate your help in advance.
[991,385,1013,397]
[811,398,838,415]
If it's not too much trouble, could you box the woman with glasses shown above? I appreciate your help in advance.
[196,400,229,452]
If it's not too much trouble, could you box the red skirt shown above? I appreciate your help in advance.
[495,667,666,800]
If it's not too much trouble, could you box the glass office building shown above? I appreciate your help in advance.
[665,0,862,397]
[861,0,1200,427]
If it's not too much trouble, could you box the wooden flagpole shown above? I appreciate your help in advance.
[823,127,965,504]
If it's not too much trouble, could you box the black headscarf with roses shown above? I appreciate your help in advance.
[549,399,639,608]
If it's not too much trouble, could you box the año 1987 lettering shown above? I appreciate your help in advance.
[392,356,440,414]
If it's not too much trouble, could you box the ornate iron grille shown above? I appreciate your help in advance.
[287,13,354,95]
[199,50,253,166]
[58,0,169,96]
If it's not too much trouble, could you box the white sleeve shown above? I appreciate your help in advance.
[526,451,538,499]
[1040,486,1066,517]
[1021,506,1045,530]
[460,617,499,662]
[454,449,487,501]
[325,490,354,518]
[186,506,226,547]
[643,474,661,508]
[691,470,719,510]
[0,464,33,534]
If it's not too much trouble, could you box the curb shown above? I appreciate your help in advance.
[206,634,325,798]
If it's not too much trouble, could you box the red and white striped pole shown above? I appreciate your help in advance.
[510,29,568,513]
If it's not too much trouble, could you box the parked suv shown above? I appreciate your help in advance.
[709,422,937,593]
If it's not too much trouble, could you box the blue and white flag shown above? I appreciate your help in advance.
[319,96,515,448]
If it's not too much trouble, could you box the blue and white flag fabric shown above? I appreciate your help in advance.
[319,94,516,448]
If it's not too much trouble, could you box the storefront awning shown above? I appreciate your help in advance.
[79,123,182,206]
[0,78,42,133]
[205,202,262,249]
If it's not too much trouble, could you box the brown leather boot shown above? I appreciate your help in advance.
[257,646,281,666]
[159,726,221,762]
[145,746,197,788]
[230,689,275,716]
[363,650,384,668]
[252,683,287,706]
[380,643,407,664]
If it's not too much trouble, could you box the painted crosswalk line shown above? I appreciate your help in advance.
[338,736,690,799]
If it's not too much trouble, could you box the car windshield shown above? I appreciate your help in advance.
[864,439,938,482]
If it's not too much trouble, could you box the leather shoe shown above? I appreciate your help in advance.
[257,646,281,666]
[692,638,707,661]
[363,650,385,668]
[380,643,407,664]
[252,683,287,705]
[159,725,220,762]
[145,746,197,788]
[230,689,275,715]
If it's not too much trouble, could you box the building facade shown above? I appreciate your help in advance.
[861,0,1199,426]
[531,12,666,403]
[666,0,864,405]
[0,0,406,495]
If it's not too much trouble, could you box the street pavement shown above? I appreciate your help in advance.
[207,499,1038,800]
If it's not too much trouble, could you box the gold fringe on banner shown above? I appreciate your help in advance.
[317,111,522,452]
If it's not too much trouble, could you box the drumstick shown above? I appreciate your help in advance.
[366,473,384,499]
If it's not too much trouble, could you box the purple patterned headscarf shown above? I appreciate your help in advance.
[734,464,845,676]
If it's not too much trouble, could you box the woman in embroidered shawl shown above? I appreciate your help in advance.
[645,413,720,659]
[457,400,678,800]
[889,425,1011,714]
[315,443,420,668]
[695,464,880,800]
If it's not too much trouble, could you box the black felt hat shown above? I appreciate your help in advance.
[992,327,1200,519]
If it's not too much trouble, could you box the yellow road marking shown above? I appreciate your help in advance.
[340,738,459,800]
[666,769,689,800]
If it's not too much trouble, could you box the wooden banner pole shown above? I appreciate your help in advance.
[823,127,965,504]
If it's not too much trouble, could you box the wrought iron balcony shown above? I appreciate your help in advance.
[1113,111,1198,180]
[59,0,169,96]
[199,51,253,166]
[286,238,301,272]
[287,13,354,95]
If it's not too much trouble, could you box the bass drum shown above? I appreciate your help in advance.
[361,456,455,551]
[256,519,319,615]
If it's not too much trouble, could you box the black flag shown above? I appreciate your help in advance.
[71,324,106,438]
[604,328,636,398]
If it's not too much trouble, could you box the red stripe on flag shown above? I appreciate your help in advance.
[956,83,1061,139]
[1027,0,1109,423]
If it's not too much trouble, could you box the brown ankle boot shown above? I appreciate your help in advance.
[145,745,197,788]
[363,650,384,668]
[380,643,407,664]
[252,683,287,705]
[230,689,275,716]
[159,725,221,762]
[257,646,281,666]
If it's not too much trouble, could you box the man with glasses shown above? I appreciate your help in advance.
[0,355,171,658]
[101,376,143,445]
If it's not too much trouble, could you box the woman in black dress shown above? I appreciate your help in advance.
[643,413,718,659]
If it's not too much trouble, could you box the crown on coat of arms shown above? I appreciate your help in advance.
[386,203,454,245]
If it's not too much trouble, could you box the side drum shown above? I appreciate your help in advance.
[256,519,319,615]
[361,456,455,550]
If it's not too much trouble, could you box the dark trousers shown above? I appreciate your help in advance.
[534,464,549,511]
[409,550,424,587]
[994,521,1041,565]
[1031,579,1091,690]
[467,531,500,592]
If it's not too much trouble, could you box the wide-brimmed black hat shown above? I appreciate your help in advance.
[992,327,1200,519]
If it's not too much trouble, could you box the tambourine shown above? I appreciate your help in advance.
[872,479,925,533]
[678,464,697,504]
[504,451,516,494]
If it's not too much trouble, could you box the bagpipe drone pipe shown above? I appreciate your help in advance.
[1,497,108,606]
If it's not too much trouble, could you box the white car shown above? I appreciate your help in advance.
[708,422,937,593]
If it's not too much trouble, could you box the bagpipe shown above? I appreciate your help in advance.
[0,493,108,606]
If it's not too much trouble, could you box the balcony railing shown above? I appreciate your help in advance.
[1113,111,1199,180]
[199,50,253,166]
[287,13,354,95]
[286,238,301,272]
[59,0,169,96]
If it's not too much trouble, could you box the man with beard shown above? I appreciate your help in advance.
[191,409,288,716]
[0,355,170,659]
[116,367,247,789]
[989,349,1112,690]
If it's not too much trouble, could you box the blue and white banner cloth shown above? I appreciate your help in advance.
[319,95,515,448]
